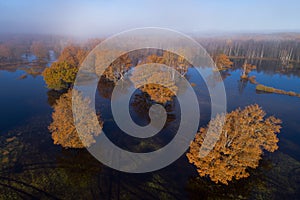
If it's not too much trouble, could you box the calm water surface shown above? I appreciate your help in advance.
[1,59,300,199]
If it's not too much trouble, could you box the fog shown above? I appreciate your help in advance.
[1,0,300,37]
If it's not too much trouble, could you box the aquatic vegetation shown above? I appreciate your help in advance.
[248,76,258,84]
[17,74,27,80]
[256,84,300,97]
[186,104,282,185]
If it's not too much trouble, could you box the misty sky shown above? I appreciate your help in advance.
[0,0,299,36]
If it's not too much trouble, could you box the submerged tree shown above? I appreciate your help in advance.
[50,90,103,148]
[128,51,191,104]
[214,54,233,71]
[186,104,281,185]
[131,65,178,104]
[143,52,189,76]
[241,60,256,79]
[102,54,132,82]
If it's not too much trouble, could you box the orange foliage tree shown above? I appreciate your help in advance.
[186,104,281,185]
[102,54,132,82]
[57,45,88,67]
[144,52,189,76]
[50,90,103,148]
[131,64,178,104]
[214,54,233,70]
[43,45,88,90]
[43,61,78,90]
[129,52,190,104]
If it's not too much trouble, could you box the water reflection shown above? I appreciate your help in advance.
[1,57,300,198]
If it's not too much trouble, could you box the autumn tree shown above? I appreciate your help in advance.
[131,65,178,104]
[102,54,132,82]
[186,104,281,185]
[214,54,233,71]
[49,90,103,148]
[57,45,88,67]
[99,50,189,104]
[43,61,78,90]
[143,52,189,76]
[43,44,88,90]
[128,51,191,104]
[30,41,48,59]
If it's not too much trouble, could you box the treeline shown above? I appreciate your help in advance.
[2,33,300,64]
[198,37,300,64]
[0,34,69,62]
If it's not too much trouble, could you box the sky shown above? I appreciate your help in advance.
[0,0,299,37]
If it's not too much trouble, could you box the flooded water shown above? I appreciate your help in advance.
[1,57,300,199]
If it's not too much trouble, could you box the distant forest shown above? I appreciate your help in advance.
[1,33,300,65]
[196,33,300,64]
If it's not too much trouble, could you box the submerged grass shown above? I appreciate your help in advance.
[256,84,300,97]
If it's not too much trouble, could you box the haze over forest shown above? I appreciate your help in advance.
[1,0,300,37]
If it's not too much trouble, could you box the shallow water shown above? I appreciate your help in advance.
[1,59,300,199]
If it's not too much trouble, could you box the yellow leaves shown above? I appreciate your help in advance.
[43,44,89,90]
[186,104,282,185]
[214,54,233,70]
[102,54,132,82]
[49,89,103,148]
[43,61,78,90]
[131,65,178,104]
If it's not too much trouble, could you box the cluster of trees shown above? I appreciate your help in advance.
[99,50,190,104]
[43,45,88,90]
[198,36,300,64]
[131,64,178,104]
[0,34,67,62]
[130,52,189,104]
[143,51,190,76]
[0,40,28,62]
[30,41,49,59]
[44,41,102,148]
[213,54,233,70]
[102,54,132,83]
[50,89,103,148]
[186,104,281,185]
